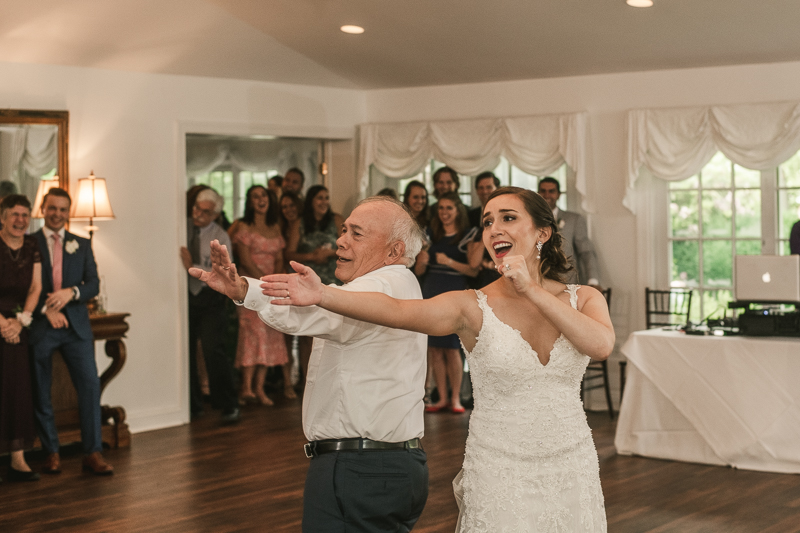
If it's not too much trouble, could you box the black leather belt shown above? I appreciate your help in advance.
[304,438,422,458]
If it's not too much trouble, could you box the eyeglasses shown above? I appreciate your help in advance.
[193,205,216,217]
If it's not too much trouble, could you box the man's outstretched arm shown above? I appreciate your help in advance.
[188,239,248,301]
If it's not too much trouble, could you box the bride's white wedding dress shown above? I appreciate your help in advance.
[453,287,607,532]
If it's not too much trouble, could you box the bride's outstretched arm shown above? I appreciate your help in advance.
[262,261,473,338]
[500,255,615,360]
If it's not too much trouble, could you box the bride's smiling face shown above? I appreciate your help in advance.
[482,194,547,264]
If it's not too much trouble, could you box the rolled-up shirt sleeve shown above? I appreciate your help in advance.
[238,276,389,344]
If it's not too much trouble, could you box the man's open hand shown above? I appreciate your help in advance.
[188,240,248,301]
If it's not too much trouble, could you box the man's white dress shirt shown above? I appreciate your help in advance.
[240,265,427,443]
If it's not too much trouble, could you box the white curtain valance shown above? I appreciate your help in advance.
[357,112,588,209]
[626,101,800,212]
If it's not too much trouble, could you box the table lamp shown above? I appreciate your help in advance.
[70,170,115,240]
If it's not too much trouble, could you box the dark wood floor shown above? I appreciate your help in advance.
[2,398,799,532]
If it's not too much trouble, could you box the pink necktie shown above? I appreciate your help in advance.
[51,233,62,291]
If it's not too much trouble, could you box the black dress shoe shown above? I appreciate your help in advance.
[8,467,40,482]
[220,407,241,424]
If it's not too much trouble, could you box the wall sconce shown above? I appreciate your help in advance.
[70,170,115,240]
[31,177,61,218]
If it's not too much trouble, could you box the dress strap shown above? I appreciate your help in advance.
[564,284,580,310]
[473,289,489,311]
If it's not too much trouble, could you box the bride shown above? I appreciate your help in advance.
[264,187,613,532]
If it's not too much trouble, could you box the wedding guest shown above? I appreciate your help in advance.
[790,219,800,255]
[0,180,18,201]
[268,175,283,198]
[282,168,305,198]
[285,185,343,380]
[180,188,240,424]
[414,192,477,413]
[428,166,462,220]
[232,185,289,406]
[467,171,502,289]
[30,188,113,475]
[376,187,399,200]
[402,180,430,229]
[278,192,304,396]
[0,195,41,482]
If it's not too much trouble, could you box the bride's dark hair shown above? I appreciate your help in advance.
[485,186,573,283]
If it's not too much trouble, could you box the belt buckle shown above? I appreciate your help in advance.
[304,443,314,459]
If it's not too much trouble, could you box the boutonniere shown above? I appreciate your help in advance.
[558,219,566,230]
[65,240,79,254]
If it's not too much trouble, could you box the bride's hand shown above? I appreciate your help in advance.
[496,255,541,293]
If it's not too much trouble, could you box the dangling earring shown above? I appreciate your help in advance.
[536,241,543,260]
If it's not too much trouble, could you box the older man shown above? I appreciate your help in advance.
[179,188,239,424]
[191,196,429,533]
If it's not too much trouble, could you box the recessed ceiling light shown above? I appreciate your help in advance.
[340,25,364,34]
[627,0,653,6]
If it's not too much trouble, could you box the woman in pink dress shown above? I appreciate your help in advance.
[232,185,289,406]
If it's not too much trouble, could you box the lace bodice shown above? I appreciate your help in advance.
[455,286,606,532]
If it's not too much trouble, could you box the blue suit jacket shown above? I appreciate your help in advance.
[31,229,99,341]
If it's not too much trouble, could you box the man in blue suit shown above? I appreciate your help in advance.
[30,187,113,476]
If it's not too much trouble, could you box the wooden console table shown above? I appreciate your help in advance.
[45,312,131,449]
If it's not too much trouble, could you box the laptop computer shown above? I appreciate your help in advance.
[735,255,800,303]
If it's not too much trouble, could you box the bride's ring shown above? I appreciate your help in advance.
[222,266,230,271]
[504,264,511,272]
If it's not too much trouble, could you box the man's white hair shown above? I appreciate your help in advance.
[196,188,224,214]
[357,196,425,267]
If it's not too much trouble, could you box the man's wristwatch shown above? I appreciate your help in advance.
[71,287,79,301]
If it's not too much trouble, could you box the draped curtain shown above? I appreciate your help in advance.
[186,138,319,182]
[0,125,58,202]
[626,101,800,212]
[357,112,588,208]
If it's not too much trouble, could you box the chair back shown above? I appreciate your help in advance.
[645,288,693,329]
[601,288,612,308]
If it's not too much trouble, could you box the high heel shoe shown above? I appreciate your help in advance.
[284,387,298,400]
[256,393,274,406]
[238,393,257,406]
[8,467,40,482]
[424,403,450,413]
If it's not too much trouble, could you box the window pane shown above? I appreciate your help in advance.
[778,189,800,239]
[734,189,761,238]
[735,240,760,255]
[493,159,511,186]
[701,289,732,320]
[671,240,698,287]
[701,152,732,188]
[669,191,698,237]
[702,190,732,237]
[669,175,698,189]
[733,164,760,188]
[511,167,537,190]
[779,152,800,187]
[703,240,732,287]
[781,240,791,255]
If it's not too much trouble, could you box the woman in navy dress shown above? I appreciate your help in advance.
[0,195,42,482]
[415,192,477,413]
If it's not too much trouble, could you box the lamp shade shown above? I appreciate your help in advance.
[70,171,115,220]
[32,178,61,219]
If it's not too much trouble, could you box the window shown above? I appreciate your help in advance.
[668,151,800,321]
[778,152,800,255]
[394,158,569,210]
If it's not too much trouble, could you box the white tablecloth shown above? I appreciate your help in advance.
[614,329,800,473]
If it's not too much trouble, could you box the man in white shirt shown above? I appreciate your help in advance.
[538,177,602,288]
[191,196,429,533]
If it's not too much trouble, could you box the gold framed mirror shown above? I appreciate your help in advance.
[0,109,69,204]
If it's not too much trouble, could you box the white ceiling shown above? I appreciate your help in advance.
[3,0,800,90]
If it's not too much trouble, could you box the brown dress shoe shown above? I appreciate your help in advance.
[82,452,114,476]
[42,453,61,474]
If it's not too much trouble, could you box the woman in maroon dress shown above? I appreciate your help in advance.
[0,195,42,482]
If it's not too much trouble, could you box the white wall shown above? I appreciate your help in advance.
[365,60,800,409]
[0,60,365,432]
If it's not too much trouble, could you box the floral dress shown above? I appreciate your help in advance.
[233,229,289,367]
